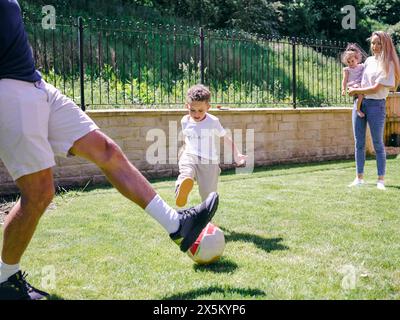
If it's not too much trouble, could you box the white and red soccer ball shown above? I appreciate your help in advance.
[187,223,225,265]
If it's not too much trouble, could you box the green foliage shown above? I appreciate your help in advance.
[279,0,320,37]
[361,0,400,25]
[280,0,373,50]
[387,23,400,54]
[20,0,185,26]
[152,0,283,35]
[22,0,400,47]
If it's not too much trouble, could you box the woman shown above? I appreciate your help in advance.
[348,31,400,190]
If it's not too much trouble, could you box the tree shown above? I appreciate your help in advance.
[362,0,400,25]
[153,0,282,34]
[279,0,372,48]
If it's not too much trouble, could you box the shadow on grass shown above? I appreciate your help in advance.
[385,184,400,190]
[193,257,238,274]
[46,294,65,300]
[220,227,289,253]
[161,286,266,300]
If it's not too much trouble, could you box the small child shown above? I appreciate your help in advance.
[175,84,247,207]
[341,44,365,118]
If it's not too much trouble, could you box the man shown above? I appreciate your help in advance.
[0,0,218,300]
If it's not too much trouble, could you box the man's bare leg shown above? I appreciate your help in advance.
[1,169,54,265]
[69,130,183,234]
[69,130,156,209]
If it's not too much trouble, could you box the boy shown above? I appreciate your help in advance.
[175,84,247,207]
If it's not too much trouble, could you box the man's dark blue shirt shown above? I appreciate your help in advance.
[0,0,41,82]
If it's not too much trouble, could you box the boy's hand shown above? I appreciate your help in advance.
[234,154,248,167]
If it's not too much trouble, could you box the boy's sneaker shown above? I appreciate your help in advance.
[377,180,386,190]
[170,192,219,252]
[348,178,365,187]
[0,271,49,300]
[175,177,194,207]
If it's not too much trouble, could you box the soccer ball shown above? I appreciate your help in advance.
[187,223,225,265]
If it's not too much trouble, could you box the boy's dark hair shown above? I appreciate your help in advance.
[186,84,211,103]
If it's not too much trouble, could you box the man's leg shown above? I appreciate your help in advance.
[69,130,181,233]
[1,169,54,266]
[70,130,156,209]
[0,79,56,298]
[1,168,55,300]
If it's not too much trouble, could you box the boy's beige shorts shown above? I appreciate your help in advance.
[176,152,221,201]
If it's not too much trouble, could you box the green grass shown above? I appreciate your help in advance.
[3,157,400,300]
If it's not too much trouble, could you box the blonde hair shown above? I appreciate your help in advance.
[369,31,400,89]
[341,43,363,65]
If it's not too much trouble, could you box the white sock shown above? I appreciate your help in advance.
[0,259,20,284]
[145,195,180,234]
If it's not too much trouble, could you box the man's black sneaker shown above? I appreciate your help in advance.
[170,192,219,252]
[0,271,49,300]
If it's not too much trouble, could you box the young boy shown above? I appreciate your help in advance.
[175,84,247,207]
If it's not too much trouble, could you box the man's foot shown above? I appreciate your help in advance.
[170,192,219,252]
[175,177,194,207]
[357,110,365,118]
[348,178,365,187]
[0,271,49,300]
[377,180,386,190]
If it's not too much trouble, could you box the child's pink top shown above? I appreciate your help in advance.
[344,64,364,87]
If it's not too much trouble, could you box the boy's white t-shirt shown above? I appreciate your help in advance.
[181,113,226,161]
[361,56,395,99]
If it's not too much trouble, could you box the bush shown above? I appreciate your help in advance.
[387,22,400,54]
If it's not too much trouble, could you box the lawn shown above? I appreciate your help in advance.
[2,157,399,300]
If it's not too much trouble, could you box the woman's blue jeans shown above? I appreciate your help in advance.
[352,98,386,177]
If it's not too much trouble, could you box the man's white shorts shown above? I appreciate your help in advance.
[0,78,99,181]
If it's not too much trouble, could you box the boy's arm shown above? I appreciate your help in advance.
[341,69,349,96]
[222,135,248,166]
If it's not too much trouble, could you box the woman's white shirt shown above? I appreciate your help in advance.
[361,56,395,99]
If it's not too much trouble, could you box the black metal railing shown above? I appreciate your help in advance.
[24,14,354,110]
